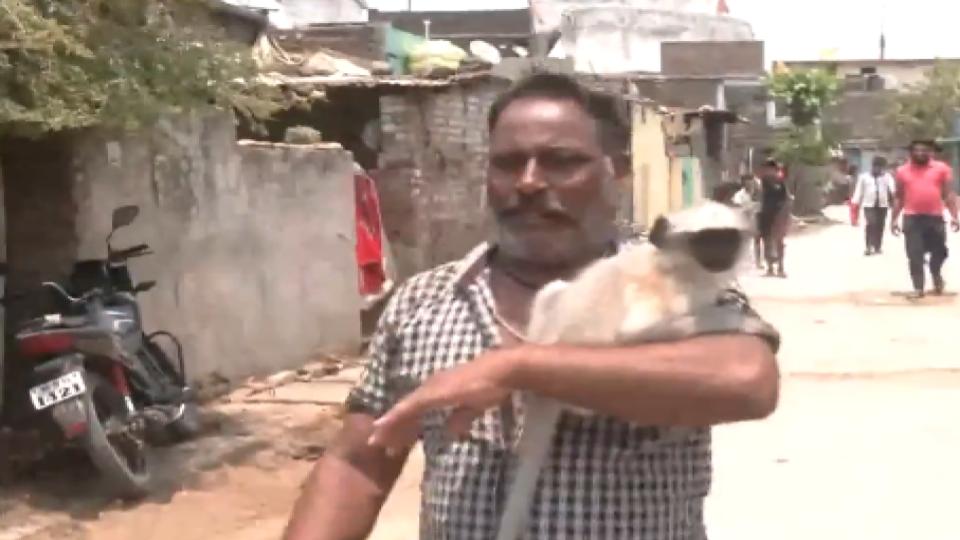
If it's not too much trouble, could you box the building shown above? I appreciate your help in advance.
[369,9,533,53]
[780,58,960,178]
[550,3,753,73]
[784,58,960,92]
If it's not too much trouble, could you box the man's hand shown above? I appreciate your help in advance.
[951,219,960,233]
[369,351,513,451]
[891,221,902,236]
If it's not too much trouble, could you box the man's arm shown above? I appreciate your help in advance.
[283,414,410,540]
[891,173,905,231]
[940,169,959,223]
[505,334,777,426]
[371,331,779,449]
[850,174,864,206]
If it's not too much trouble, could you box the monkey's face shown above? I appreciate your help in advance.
[649,202,751,275]
[687,229,744,272]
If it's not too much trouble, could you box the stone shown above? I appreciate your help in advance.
[266,370,299,387]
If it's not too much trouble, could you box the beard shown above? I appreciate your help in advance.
[489,179,619,267]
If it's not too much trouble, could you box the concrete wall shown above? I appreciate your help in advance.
[377,79,509,279]
[662,41,764,77]
[280,0,367,25]
[558,7,753,73]
[2,114,361,383]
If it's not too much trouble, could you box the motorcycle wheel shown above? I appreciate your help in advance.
[81,372,152,499]
[167,401,202,441]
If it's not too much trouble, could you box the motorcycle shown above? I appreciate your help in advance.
[9,205,199,498]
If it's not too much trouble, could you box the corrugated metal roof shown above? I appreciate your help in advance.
[258,71,495,89]
[218,0,282,10]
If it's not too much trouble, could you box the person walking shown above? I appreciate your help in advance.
[282,73,780,540]
[850,156,896,255]
[757,159,791,277]
[891,139,960,299]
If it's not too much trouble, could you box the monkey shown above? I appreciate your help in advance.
[495,201,755,540]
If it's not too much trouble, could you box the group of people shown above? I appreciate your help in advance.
[716,139,960,299]
[849,139,959,299]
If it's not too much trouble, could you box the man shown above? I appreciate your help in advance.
[283,73,780,540]
[891,139,960,298]
[850,156,896,255]
[757,159,791,277]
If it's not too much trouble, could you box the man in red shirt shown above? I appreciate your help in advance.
[891,139,960,298]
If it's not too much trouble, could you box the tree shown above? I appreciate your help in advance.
[765,66,843,215]
[0,0,278,137]
[887,61,960,143]
[766,67,842,165]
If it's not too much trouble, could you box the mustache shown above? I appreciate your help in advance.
[495,192,574,224]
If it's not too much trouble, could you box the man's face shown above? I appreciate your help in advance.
[872,163,884,176]
[910,144,933,165]
[486,97,618,267]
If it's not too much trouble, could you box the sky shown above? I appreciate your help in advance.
[367,0,960,62]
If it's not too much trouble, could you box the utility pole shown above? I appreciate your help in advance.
[528,0,548,58]
[879,0,887,60]
[408,0,413,11]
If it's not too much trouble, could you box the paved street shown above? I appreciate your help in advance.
[3,210,960,540]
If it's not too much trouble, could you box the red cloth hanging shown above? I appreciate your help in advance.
[354,167,386,296]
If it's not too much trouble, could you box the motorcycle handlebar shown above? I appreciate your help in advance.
[111,243,151,261]
[41,281,101,305]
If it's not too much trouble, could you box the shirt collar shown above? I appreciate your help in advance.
[448,239,623,292]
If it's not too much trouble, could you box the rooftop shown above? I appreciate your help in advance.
[785,58,960,66]
[369,9,531,39]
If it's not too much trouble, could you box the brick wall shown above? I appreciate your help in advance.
[377,79,509,279]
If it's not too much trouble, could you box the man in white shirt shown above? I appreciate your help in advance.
[851,156,896,255]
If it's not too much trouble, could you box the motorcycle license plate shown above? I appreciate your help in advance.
[29,371,86,411]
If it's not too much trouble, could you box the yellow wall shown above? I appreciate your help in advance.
[630,103,671,229]
[630,104,706,228]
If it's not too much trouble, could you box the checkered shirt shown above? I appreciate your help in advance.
[345,243,779,540]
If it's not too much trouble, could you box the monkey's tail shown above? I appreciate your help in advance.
[495,399,563,540]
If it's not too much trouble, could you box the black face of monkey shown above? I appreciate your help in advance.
[688,229,743,272]
[649,215,744,273]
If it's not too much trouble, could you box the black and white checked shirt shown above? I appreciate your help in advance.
[346,243,779,540]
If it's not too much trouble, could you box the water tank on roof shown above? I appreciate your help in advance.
[532,0,726,33]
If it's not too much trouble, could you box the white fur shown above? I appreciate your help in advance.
[495,201,749,540]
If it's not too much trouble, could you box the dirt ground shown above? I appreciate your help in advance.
[3,207,960,540]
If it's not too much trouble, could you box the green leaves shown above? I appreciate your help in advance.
[766,68,841,127]
[0,0,278,137]
[765,68,842,166]
[886,61,960,142]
